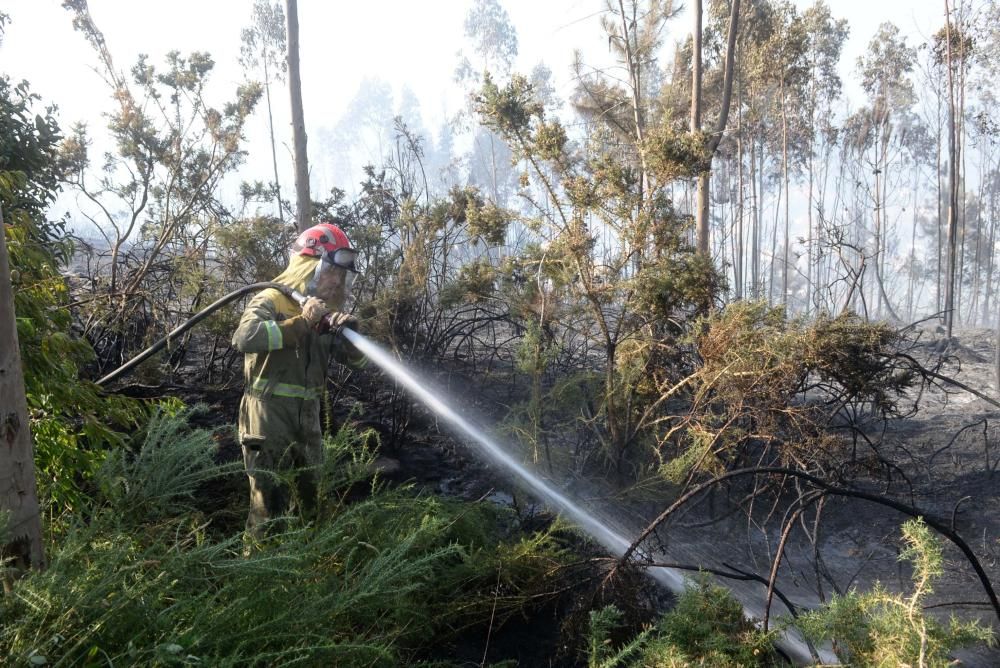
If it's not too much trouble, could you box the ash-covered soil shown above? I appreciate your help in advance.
[157,326,1000,665]
[387,328,1000,665]
[621,327,1000,665]
[875,328,1000,664]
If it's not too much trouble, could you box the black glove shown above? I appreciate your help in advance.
[316,311,358,335]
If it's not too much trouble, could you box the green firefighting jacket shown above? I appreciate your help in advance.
[232,286,364,403]
[231,254,365,449]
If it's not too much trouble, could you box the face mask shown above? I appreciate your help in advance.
[309,248,360,302]
[310,248,360,288]
[327,248,359,296]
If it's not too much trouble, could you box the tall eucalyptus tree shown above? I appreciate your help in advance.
[285,0,309,231]
[857,22,916,320]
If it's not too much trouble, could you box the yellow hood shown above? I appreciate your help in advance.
[271,253,319,294]
[267,254,318,313]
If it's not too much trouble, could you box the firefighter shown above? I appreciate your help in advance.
[232,222,363,538]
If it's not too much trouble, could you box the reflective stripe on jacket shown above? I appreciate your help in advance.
[232,287,365,406]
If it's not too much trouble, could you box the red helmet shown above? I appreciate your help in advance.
[292,223,352,258]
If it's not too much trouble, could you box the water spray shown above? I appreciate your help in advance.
[96,285,823,663]
[342,328,684,586]
[341,328,826,665]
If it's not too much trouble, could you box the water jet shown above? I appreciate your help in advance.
[343,328,826,665]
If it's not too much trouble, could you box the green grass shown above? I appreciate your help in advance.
[1,409,572,667]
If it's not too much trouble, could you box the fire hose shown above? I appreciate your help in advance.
[95,282,352,387]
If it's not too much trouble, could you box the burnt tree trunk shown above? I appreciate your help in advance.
[0,203,46,584]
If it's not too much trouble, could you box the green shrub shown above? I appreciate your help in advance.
[660,302,916,479]
[796,518,995,667]
[1,413,573,666]
[649,575,774,666]
[585,576,775,668]
[586,605,655,668]
[2,75,145,514]
[97,406,238,520]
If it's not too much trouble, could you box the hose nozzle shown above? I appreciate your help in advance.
[284,287,357,337]
[319,312,358,337]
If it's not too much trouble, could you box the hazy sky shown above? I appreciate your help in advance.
[2,0,945,225]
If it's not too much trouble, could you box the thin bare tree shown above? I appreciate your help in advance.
[943,0,961,338]
[241,1,288,223]
[695,0,741,256]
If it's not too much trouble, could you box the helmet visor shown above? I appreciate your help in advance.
[328,248,359,272]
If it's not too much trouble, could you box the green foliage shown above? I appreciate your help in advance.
[644,126,711,180]
[587,605,654,668]
[659,426,719,484]
[476,73,542,140]
[534,119,568,161]
[440,258,497,307]
[204,214,296,337]
[513,318,558,377]
[476,71,721,467]
[635,251,722,320]
[466,198,510,245]
[796,519,994,667]
[60,2,264,375]
[342,167,517,373]
[502,368,603,469]
[98,406,238,520]
[1,415,573,666]
[691,302,812,413]
[0,81,63,224]
[1,75,144,513]
[649,576,774,666]
[239,0,287,80]
[807,314,914,414]
[584,577,775,667]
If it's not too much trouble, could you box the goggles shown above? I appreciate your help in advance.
[311,247,360,294]
[325,247,359,273]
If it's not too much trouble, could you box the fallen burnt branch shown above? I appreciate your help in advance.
[923,600,995,610]
[887,351,1000,410]
[762,492,823,630]
[618,466,1000,624]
